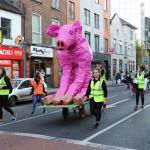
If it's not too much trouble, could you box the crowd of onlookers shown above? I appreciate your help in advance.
[115,70,150,92]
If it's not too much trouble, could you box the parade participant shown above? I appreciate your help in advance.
[84,68,107,128]
[96,62,107,110]
[134,66,146,110]
[0,68,17,124]
[96,62,106,81]
[31,72,46,114]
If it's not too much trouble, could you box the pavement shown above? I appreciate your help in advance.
[0,132,105,150]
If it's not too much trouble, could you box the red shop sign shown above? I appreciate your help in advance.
[0,60,12,66]
[0,46,23,60]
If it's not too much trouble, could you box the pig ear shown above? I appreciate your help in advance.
[46,25,60,37]
[73,20,82,34]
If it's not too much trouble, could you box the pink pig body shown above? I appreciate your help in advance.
[46,20,93,105]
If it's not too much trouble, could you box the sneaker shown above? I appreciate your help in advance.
[141,105,144,109]
[43,110,47,114]
[94,122,99,128]
[31,112,34,115]
[134,106,138,111]
[12,113,17,122]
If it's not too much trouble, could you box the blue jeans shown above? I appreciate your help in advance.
[32,94,45,113]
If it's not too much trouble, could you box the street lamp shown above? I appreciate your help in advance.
[0,27,3,45]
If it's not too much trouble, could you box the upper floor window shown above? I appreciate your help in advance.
[51,19,60,46]
[130,30,133,40]
[85,31,91,46]
[104,38,108,52]
[119,41,122,54]
[104,18,108,31]
[95,0,99,4]
[113,38,116,53]
[32,14,41,43]
[94,13,99,29]
[104,0,107,11]
[52,0,59,9]
[84,9,90,25]
[69,1,75,19]
[1,17,11,38]
[95,35,100,52]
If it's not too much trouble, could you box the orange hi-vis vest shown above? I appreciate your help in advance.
[31,79,44,95]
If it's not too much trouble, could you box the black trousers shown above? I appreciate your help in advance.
[136,88,144,106]
[90,98,103,122]
[0,95,14,120]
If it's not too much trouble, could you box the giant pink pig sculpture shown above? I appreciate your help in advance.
[45,20,93,105]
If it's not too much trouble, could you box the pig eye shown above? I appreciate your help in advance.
[69,30,73,34]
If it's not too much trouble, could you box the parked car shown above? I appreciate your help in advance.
[9,78,48,107]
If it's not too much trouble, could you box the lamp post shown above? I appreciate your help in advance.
[0,27,3,45]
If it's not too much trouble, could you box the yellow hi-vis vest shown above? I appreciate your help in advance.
[0,77,10,95]
[89,78,104,102]
[137,73,145,89]
[100,68,106,81]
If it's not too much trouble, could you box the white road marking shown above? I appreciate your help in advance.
[108,95,117,99]
[0,131,136,150]
[83,103,150,142]
[0,110,61,127]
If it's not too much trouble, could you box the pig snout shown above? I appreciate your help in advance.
[56,40,66,50]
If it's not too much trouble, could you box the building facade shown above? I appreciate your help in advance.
[13,0,67,88]
[80,0,103,68]
[110,14,137,79]
[0,0,23,78]
[100,0,111,79]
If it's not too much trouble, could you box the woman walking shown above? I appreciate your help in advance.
[0,68,17,124]
[31,72,46,114]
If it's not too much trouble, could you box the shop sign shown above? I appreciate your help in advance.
[30,46,53,58]
[0,46,23,60]
[0,60,12,66]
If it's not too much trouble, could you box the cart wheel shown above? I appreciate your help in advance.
[79,108,85,119]
[62,108,69,119]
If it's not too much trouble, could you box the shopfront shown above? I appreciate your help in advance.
[30,46,54,87]
[0,46,24,78]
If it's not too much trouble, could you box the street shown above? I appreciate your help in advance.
[0,85,150,150]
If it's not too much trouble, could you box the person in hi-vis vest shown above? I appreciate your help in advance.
[84,68,107,128]
[0,68,17,124]
[134,66,146,110]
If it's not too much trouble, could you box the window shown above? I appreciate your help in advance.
[125,42,127,55]
[32,14,41,43]
[104,18,108,31]
[113,59,117,76]
[119,59,123,72]
[85,32,91,45]
[84,9,90,25]
[69,1,75,19]
[19,80,30,89]
[104,0,107,11]
[113,39,116,53]
[104,38,108,52]
[52,0,59,9]
[119,41,122,54]
[95,35,99,52]
[51,19,60,46]
[1,17,11,38]
[130,30,133,40]
[95,0,99,4]
[94,14,99,29]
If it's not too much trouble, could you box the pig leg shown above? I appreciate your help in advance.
[63,65,88,105]
[53,64,72,104]
[73,72,92,105]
